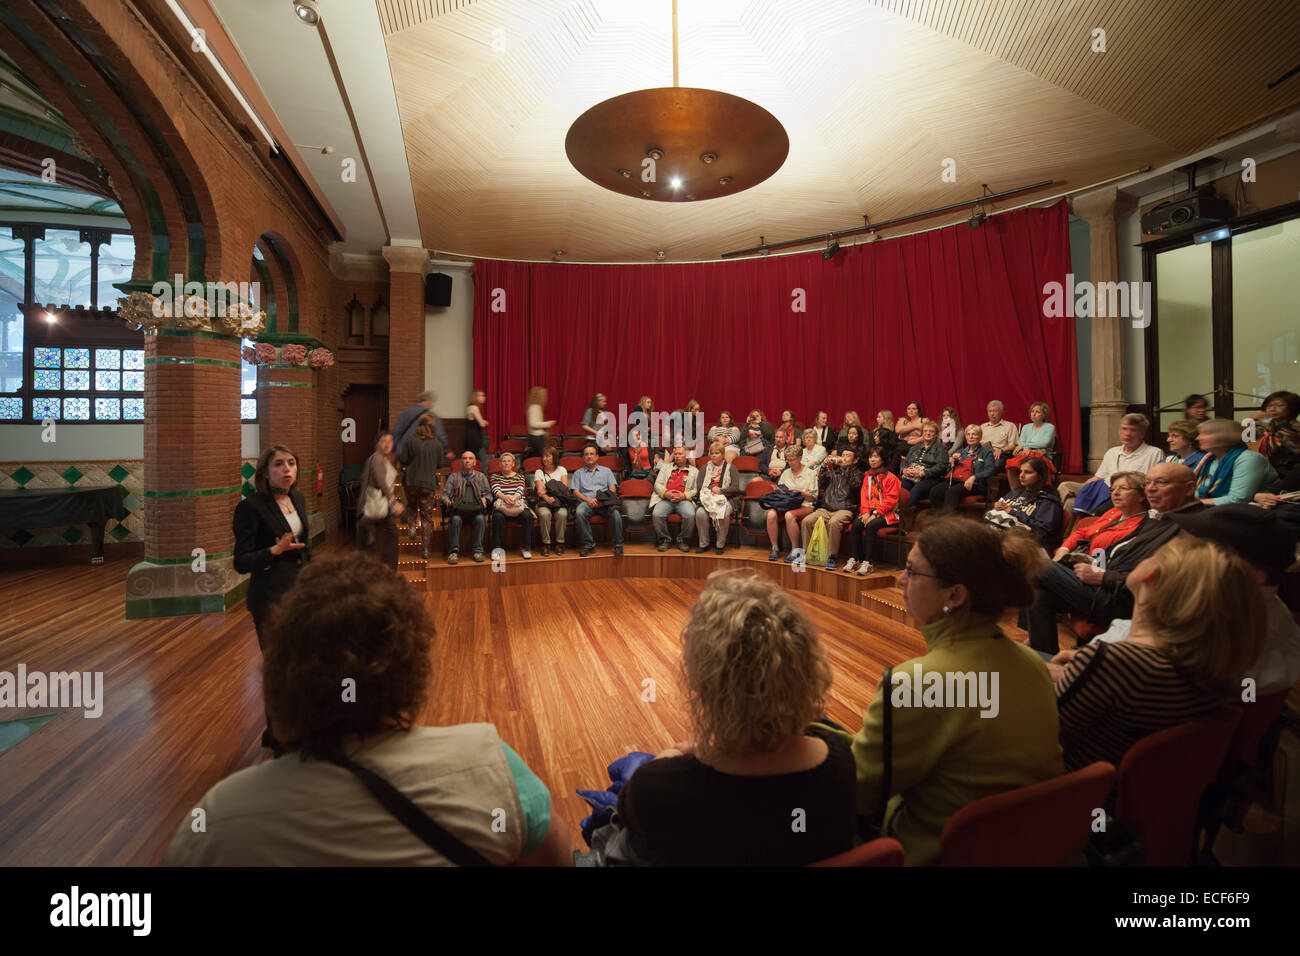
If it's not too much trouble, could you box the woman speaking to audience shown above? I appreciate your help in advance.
[850,520,1063,865]
[233,443,311,752]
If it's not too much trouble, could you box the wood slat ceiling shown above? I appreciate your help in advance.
[381,0,1300,261]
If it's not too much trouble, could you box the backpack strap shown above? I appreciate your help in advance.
[332,757,497,867]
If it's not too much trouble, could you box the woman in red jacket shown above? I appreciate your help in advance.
[844,447,902,576]
[1052,471,1148,563]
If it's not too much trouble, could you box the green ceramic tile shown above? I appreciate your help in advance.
[10,466,34,486]
[241,481,254,498]
[240,461,256,479]
[61,465,83,486]
[109,525,132,542]
[9,529,33,546]
[108,464,130,483]
[61,527,83,544]
[122,493,142,513]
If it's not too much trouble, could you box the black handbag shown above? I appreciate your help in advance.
[332,756,496,867]
[595,488,620,508]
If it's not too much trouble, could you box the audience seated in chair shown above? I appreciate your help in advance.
[164,553,570,866]
[759,429,791,481]
[766,445,818,561]
[440,450,491,564]
[739,409,774,458]
[1082,504,1300,698]
[1021,462,1205,654]
[695,441,741,554]
[1195,418,1277,506]
[844,447,902,576]
[650,445,699,552]
[1051,535,1265,774]
[800,447,866,571]
[570,444,624,557]
[707,411,742,461]
[800,427,828,474]
[1050,471,1148,567]
[533,445,570,556]
[490,452,534,560]
[615,571,856,866]
[931,425,997,510]
[1057,413,1163,517]
[1161,419,1209,476]
[1005,401,1056,490]
[849,520,1063,865]
[986,457,1063,550]
[979,400,1019,467]
[899,420,948,507]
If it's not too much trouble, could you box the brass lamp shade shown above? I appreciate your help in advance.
[565,87,789,202]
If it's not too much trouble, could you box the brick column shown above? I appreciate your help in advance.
[1072,187,1135,471]
[125,328,244,618]
[382,245,429,427]
[257,361,321,541]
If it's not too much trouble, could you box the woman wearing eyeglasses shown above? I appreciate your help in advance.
[848,519,1063,865]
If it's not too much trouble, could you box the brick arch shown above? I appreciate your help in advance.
[0,2,171,284]
[257,232,301,335]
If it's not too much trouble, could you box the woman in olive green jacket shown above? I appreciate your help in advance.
[850,520,1064,865]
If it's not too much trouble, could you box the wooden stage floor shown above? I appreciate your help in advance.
[0,540,1028,865]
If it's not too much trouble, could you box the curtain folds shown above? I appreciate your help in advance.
[472,199,1079,471]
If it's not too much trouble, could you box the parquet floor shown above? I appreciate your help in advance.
[0,545,925,864]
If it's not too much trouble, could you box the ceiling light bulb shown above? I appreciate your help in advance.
[670,176,682,189]
[293,1,320,25]
[44,312,57,323]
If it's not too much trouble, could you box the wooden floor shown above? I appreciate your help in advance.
[0,542,930,865]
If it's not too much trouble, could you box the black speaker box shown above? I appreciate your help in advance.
[425,272,452,306]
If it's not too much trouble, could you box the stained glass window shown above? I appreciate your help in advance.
[33,230,92,307]
[64,348,90,369]
[123,371,144,391]
[64,370,90,391]
[95,348,120,369]
[63,397,89,420]
[32,397,60,420]
[34,347,61,368]
[95,398,121,420]
[241,398,258,420]
[123,398,144,420]
[0,227,22,392]
[0,397,20,419]
[96,371,120,391]
[123,349,144,370]
[34,369,60,390]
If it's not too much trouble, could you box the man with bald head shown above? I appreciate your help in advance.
[1022,462,1207,653]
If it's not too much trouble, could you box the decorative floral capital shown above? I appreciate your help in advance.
[281,343,308,366]
[307,347,335,369]
[117,291,266,338]
[255,342,278,365]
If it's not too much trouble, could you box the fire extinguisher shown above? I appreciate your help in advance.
[315,465,323,496]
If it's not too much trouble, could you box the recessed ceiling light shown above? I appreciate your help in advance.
[293,1,320,26]
[670,176,682,189]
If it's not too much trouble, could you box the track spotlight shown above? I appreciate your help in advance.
[968,210,986,229]
[293,1,320,26]
[822,236,839,260]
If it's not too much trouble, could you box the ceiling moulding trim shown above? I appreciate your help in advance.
[327,246,387,283]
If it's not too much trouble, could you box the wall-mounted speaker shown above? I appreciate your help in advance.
[425,272,452,306]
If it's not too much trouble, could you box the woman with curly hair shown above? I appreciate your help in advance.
[616,571,856,865]
[165,553,570,866]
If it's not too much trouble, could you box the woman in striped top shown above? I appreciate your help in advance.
[1052,535,1264,773]
[490,453,534,559]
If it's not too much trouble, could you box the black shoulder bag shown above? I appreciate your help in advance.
[333,756,497,867]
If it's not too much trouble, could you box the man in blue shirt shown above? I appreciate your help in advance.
[570,444,624,557]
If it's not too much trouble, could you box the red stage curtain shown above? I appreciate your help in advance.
[472,199,1080,471]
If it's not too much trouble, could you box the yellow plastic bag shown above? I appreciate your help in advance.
[805,515,830,567]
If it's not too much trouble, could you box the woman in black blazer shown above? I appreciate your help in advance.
[234,444,311,647]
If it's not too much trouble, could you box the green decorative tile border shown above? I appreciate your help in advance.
[0,460,143,547]
[257,381,316,388]
[125,579,247,620]
[151,329,242,341]
[141,550,234,565]
[142,485,241,498]
[144,356,242,369]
